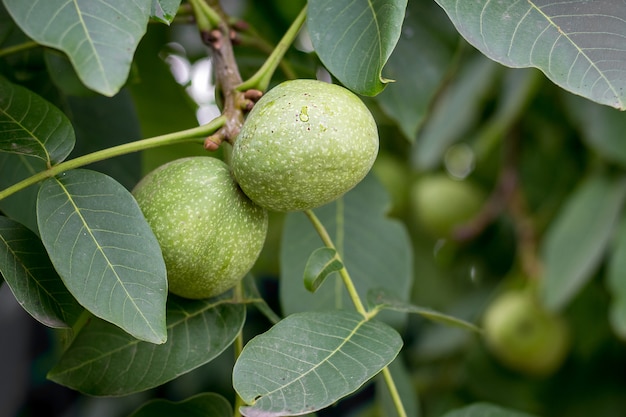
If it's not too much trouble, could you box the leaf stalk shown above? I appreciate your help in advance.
[381,367,408,417]
[304,208,408,417]
[0,117,226,202]
[0,41,39,57]
[236,5,307,93]
[303,209,368,317]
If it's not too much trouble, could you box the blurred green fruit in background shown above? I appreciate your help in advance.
[483,289,570,377]
[410,173,485,238]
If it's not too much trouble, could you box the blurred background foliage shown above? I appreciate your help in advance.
[2,0,626,416]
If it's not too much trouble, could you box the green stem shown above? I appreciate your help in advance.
[232,281,245,417]
[188,0,222,29]
[236,5,307,92]
[0,117,226,202]
[0,41,39,58]
[233,331,245,417]
[304,209,367,317]
[236,33,298,80]
[304,209,408,417]
[382,367,408,417]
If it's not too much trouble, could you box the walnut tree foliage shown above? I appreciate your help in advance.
[2,1,626,417]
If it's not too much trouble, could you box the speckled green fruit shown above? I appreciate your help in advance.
[410,174,484,237]
[483,289,570,376]
[231,79,379,212]
[133,157,268,299]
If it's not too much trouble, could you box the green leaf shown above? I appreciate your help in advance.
[233,311,402,417]
[0,76,75,165]
[37,169,167,344]
[0,153,45,232]
[608,218,626,340]
[367,288,481,333]
[441,402,539,417]
[412,55,500,170]
[129,393,232,417]
[434,0,626,109]
[150,0,181,25]
[48,294,245,396]
[303,247,343,293]
[541,173,626,311]
[307,0,407,96]
[0,216,82,328]
[280,174,413,328]
[563,94,626,168]
[3,0,152,96]
[375,0,456,140]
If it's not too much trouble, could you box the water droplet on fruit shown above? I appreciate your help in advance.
[299,106,309,122]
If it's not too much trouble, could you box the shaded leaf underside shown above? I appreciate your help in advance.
[436,0,626,109]
[49,295,245,396]
[234,311,402,417]
[3,0,152,96]
[37,169,167,343]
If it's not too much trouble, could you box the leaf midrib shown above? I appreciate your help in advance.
[253,314,368,406]
[70,0,110,92]
[0,90,51,164]
[49,298,237,377]
[55,177,159,340]
[526,0,620,104]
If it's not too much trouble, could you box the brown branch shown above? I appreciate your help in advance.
[452,130,543,278]
[199,19,262,150]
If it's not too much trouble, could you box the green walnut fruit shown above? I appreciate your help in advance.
[483,289,570,377]
[133,157,268,299]
[410,174,484,237]
[231,79,379,212]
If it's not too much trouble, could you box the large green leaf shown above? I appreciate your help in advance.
[541,173,626,311]
[129,393,232,417]
[307,0,407,96]
[441,402,538,417]
[0,216,82,328]
[0,76,75,165]
[37,169,167,344]
[48,294,245,396]
[435,0,626,109]
[233,311,402,417]
[3,0,152,96]
[280,174,413,328]
[375,0,457,140]
[608,217,626,340]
